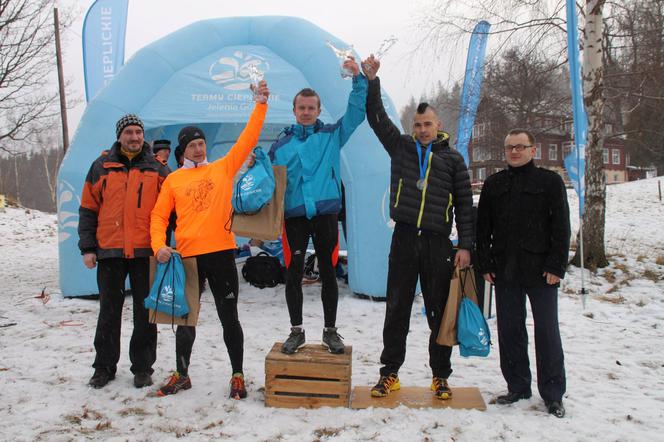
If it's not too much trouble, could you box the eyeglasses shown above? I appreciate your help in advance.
[504,144,533,152]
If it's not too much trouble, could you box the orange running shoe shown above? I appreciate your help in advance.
[229,373,247,400]
[157,372,191,397]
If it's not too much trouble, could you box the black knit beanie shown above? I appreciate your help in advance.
[177,126,206,151]
[115,114,144,139]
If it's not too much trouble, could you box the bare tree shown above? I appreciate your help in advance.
[574,0,609,269]
[0,0,72,154]
[399,96,418,133]
[484,46,570,122]
[43,133,61,206]
[419,0,612,270]
[468,45,570,170]
[605,0,664,171]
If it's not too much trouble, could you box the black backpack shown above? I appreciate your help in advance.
[241,252,285,289]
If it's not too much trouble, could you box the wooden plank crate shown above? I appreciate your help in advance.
[265,342,352,408]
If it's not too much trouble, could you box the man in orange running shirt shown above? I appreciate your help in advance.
[150,81,269,399]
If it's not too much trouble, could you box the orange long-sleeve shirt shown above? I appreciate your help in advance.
[150,103,267,258]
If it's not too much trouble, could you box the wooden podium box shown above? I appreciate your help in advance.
[265,343,352,409]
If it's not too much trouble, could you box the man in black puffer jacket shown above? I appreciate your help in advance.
[476,129,570,418]
[362,56,474,400]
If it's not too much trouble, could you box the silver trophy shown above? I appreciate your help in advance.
[374,35,398,60]
[247,64,265,101]
[326,41,355,79]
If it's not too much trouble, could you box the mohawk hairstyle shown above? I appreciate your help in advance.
[416,102,437,115]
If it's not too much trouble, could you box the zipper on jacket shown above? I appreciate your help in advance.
[393,178,403,208]
[100,179,107,203]
[137,182,143,208]
[416,152,433,229]
[445,193,453,223]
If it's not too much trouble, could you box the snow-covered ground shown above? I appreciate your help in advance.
[1,178,663,441]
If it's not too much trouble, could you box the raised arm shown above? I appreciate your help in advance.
[219,81,269,176]
[363,56,401,156]
[336,57,368,147]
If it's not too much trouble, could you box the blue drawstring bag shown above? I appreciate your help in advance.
[232,147,275,214]
[145,253,189,318]
[457,296,491,357]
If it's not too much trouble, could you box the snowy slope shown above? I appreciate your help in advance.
[0,178,663,441]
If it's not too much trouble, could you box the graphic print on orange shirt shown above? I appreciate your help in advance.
[185,178,215,212]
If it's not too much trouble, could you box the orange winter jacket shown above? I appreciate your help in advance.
[150,103,267,258]
[78,143,170,259]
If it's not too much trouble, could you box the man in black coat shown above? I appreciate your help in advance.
[362,56,474,400]
[476,129,570,418]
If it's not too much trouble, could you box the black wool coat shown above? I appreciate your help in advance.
[476,160,571,287]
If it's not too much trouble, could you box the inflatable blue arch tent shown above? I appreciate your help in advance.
[57,16,401,298]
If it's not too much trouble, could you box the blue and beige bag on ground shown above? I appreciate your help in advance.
[233,147,276,214]
[457,295,491,357]
[144,253,189,318]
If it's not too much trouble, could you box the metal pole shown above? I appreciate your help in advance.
[54,8,69,153]
[578,139,587,309]
[579,216,587,309]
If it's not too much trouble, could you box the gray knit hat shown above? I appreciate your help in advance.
[115,114,144,139]
[152,139,171,154]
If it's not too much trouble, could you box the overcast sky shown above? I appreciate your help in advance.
[58,0,471,136]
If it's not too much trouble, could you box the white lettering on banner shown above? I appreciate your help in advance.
[192,94,225,102]
[101,40,113,54]
[100,7,114,86]
[227,93,253,102]
[206,103,246,112]
[192,93,280,104]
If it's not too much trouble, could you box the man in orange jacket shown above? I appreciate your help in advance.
[78,114,170,389]
[150,81,269,399]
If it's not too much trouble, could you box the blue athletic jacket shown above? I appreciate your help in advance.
[269,75,368,219]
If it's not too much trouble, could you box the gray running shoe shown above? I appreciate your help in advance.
[281,327,305,354]
[322,327,345,354]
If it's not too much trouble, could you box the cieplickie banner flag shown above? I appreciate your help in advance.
[82,0,129,102]
[564,0,588,215]
[455,20,491,167]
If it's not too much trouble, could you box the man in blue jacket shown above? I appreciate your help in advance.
[269,56,367,355]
